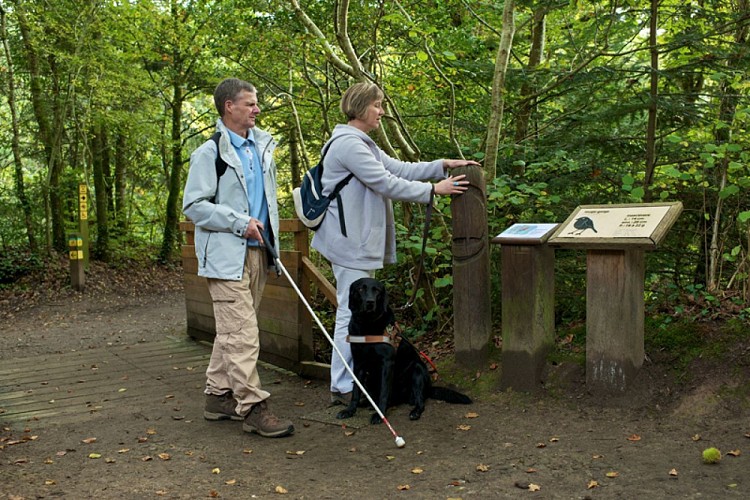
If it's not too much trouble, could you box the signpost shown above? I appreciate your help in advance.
[549,202,682,394]
[78,184,89,267]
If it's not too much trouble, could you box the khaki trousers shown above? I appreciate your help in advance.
[205,247,269,416]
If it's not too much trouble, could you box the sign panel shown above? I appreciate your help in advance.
[492,223,559,245]
[549,202,682,249]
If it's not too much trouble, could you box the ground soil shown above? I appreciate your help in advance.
[1,260,749,499]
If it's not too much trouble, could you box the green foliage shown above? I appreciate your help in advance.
[0,248,44,285]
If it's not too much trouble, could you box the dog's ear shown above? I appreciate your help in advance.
[348,280,362,313]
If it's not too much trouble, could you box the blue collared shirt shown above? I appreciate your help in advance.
[226,128,269,246]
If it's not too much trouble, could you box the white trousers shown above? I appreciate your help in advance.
[330,264,374,394]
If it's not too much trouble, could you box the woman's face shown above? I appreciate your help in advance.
[355,99,385,132]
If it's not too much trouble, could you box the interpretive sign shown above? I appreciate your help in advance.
[491,223,559,246]
[549,202,682,249]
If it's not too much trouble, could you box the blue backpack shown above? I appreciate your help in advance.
[293,140,354,235]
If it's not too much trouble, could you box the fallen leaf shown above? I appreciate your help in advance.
[56,451,68,457]
[525,468,537,473]
[549,437,559,443]
[81,437,97,444]
[211,467,220,474]
[529,483,541,492]
[627,434,641,442]
[476,464,490,472]
[344,430,355,437]
[142,456,153,462]
[691,434,701,441]
[669,468,678,476]
[457,424,471,431]
[275,485,288,494]
[536,443,547,449]
[117,448,130,454]
[587,480,599,489]
[44,480,56,485]
[88,453,101,459]
[385,455,395,461]
[592,454,604,459]
[294,402,305,407]
[158,453,171,460]
[242,449,253,454]
[411,467,424,474]
[465,412,479,418]
[225,479,236,485]
[146,428,157,435]
[118,388,127,392]
[105,458,116,463]
[726,449,741,457]
[137,437,148,443]
[397,484,410,491]
[208,491,219,498]
[155,491,167,496]
[606,471,619,478]
[44,459,53,464]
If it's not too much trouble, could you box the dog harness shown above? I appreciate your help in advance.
[346,324,402,346]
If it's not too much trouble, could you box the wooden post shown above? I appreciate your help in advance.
[499,244,555,391]
[78,184,90,268]
[68,233,85,292]
[586,249,644,394]
[451,166,492,369]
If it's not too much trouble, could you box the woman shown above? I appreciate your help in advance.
[311,82,480,405]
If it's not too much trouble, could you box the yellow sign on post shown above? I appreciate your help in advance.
[78,183,89,267]
[68,233,85,291]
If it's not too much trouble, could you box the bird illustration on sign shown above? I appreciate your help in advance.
[569,216,598,235]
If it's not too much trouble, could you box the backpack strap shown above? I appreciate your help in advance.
[209,132,228,202]
[330,173,355,236]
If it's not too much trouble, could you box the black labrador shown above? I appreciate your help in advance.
[336,277,472,424]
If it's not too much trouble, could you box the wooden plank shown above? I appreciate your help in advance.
[259,317,301,339]
[302,256,337,306]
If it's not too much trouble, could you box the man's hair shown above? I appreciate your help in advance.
[340,82,384,121]
[214,78,256,117]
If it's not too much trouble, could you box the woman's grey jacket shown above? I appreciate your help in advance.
[311,124,446,271]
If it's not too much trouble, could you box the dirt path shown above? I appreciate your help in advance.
[1,267,749,499]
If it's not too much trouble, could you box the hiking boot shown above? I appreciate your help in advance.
[242,401,294,438]
[330,391,352,406]
[204,392,243,421]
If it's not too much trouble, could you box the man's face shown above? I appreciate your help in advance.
[225,90,260,133]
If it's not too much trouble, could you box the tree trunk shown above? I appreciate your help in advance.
[484,0,515,182]
[1,3,36,252]
[513,6,547,172]
[92,124,110,262]
[643,0,659,199]
[159,81,184,264]
[114,129,128,232]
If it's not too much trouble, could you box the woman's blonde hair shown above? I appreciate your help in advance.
[340,82,384,121]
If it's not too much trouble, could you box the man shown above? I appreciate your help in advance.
[182,78,294,438]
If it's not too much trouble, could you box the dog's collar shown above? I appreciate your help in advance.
[346,324,402,345]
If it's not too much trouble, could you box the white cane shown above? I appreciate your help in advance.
[267,243,405,448]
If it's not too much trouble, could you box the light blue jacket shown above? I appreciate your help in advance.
[311,124,446,270]
[183,119,279,280]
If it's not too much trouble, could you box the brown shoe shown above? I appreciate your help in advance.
[242,401,294,438]
[204,393,242,421]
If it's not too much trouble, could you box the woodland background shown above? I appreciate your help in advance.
[0,0,748,348]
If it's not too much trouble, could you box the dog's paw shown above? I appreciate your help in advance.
[336,409,356,419]
[370,413,383,425]
[409,409,423,421]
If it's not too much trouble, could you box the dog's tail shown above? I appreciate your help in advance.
[429,386,472,404]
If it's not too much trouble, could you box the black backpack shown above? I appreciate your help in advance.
[292,138,354,236]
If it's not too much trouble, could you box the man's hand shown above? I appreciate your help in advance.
[243,218,265,243]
